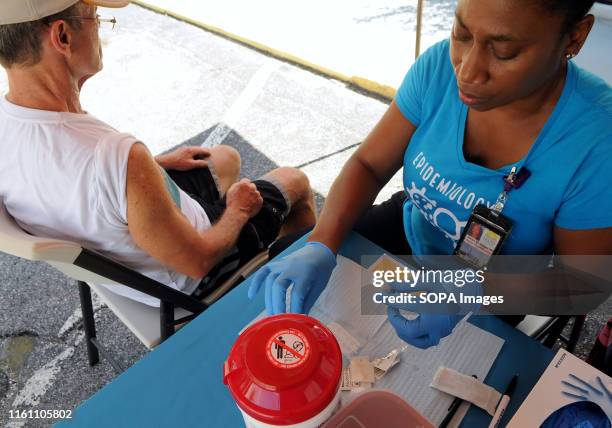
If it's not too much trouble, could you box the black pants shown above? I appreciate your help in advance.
[165,167,289,298]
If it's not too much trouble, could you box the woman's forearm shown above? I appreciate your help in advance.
[309,155,389,253]
[309,101,416,253]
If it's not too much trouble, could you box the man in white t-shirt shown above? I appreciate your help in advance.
[0,0,316,306]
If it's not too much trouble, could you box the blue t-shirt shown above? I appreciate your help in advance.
[396,39,612,256]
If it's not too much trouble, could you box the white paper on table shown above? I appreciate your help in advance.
[247,256,505,426]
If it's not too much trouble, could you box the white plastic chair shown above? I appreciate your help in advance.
[516,316,555,337]
[0,199,267,371]
[517,315,586,353]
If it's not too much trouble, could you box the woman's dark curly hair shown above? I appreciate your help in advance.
[540,0,596,34]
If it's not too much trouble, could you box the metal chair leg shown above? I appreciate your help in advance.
[89,338,124,373]
[542,316,570,349]
[566,315,586,354]
[160,300,175,342]
[78,281,100,366]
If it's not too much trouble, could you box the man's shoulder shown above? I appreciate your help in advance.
[0,99,125,145]
[47,113,139,156]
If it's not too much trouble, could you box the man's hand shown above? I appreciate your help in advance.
[127,144,261,279]
[155,146,211,171]
[226,179,263,219]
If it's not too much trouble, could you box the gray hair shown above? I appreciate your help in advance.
[0,3,83,68]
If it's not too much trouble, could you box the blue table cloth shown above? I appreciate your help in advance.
[58,232,554,427]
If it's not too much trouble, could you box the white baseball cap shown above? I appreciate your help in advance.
[0,0,130,25]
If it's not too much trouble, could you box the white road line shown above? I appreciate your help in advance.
[201,61,279,147]
[11,334,84,408]
[57,309,83,338]
[58,290,103,338]
[7,291,103,413]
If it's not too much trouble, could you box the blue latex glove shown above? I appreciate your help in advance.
[387,307,463,349]
[383,268,481,349]
[248,241,337,315]
[562,374,612,423]
[541,401,610,428]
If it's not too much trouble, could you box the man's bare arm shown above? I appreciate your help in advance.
[154,145,211,171]
[126,143,262,278]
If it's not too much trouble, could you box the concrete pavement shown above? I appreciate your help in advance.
[131,0,612,93]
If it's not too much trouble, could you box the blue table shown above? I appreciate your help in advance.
[58,233,554,427]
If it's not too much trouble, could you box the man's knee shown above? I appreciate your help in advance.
[209,145,241,174]
[267,167,312,201]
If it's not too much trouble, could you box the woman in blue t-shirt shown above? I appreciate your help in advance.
[250,0,612,348]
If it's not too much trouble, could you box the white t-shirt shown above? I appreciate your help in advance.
[0,97,212,306]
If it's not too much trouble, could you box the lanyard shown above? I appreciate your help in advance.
[488,125,538,216]
[490,166,531,215]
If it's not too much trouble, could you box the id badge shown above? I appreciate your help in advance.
[454,204,513,268]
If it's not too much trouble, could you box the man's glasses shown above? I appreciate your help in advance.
[60,14,117,31]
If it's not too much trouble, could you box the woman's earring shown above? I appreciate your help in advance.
[565,52,575,60]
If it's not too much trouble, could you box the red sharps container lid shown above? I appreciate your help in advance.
[223,314,342,426]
